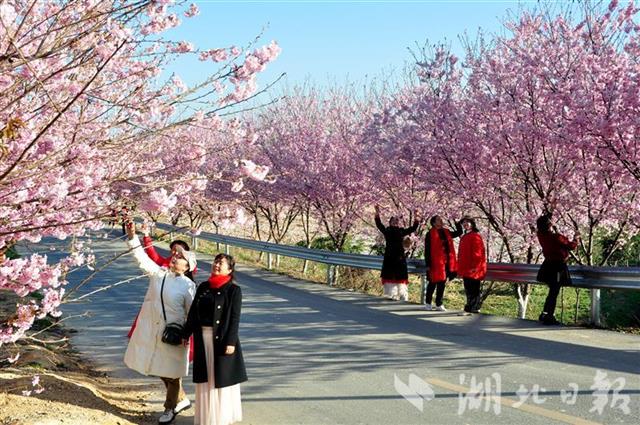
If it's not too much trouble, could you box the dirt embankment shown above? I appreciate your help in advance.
[0,292,157,425]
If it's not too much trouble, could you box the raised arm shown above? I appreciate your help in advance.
[374,205,386,233]
[403,219,420,236]
[374,215,386,233]
[126,224,162,276]
[450,220,463,238]
[139,223,169,266]
[142,235,169,266]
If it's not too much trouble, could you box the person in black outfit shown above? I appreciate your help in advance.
[183,253,246,424]
[374,205,420,301]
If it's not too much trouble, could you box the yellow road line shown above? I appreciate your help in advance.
[426,377,602,425]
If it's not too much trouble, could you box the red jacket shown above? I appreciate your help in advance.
[426,228,457,282]
[537,231,577,262]
[457,232,487,280]
[143,235,171,267]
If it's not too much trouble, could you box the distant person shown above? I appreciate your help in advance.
[120,206,131,235]
[374,205,420,301]
[536,213,579,326]
[424,215,462,311]
[124,223,196,424]
[184,253,247,425]
[457,216,487,314]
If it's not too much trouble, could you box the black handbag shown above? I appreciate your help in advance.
[160,275,185,346]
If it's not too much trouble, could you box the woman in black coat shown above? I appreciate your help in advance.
[183,253,247,425]
[374,205,420,301]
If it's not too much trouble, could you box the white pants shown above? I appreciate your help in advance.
[383,283,408,301]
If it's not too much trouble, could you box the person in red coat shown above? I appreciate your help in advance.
[536,213,579,326]
[457,216,487,314]
[424,215,462,311]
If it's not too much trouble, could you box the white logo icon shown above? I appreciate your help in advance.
[394,373,435,412]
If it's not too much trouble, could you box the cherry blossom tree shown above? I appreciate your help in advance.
[0,0,280,347]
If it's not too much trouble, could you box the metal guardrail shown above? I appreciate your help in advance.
[154,222,640,326]
[154,222,640,291]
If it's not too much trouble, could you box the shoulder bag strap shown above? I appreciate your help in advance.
[160,274,168,323]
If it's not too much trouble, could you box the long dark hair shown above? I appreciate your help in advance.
[536,214,552,233]
[170,240,190,251]
[214,253,236,281]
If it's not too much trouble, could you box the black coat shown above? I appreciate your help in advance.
[184,281,248,387]
[375,216,419,281]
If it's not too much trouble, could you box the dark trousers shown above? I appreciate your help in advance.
[463,278,481,311]
[425,280,446,306]
[160,377,186,410]
[542,280,562,317]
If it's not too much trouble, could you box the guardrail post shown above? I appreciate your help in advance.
[326,265,335,286]
[421,274,428,305]
[225,244,230,255]
[590,289,601,327]
[191,235,198,251]
[267,253,273,270]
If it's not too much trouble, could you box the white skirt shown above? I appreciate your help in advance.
[195,327,243,425]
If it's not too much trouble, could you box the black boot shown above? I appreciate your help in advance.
[543,315,560,326]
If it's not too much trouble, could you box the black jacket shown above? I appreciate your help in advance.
[376,216,419,281]
[184,281,247,387]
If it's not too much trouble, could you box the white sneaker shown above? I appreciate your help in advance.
[424,303,433,311]
[158,409,176,424]
[175,398,191,413]
[435,305,447,312]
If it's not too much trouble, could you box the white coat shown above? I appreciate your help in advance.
[124,236,195,378]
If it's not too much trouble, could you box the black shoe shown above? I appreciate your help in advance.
[543,315,561,326]
[538,312,548,322]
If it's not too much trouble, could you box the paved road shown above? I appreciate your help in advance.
[36,230,640,424]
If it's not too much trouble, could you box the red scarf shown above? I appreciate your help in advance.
[208,274,231,289]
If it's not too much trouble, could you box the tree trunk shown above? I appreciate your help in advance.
[516,283,530,319]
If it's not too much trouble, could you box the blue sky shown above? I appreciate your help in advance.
[166,1,533,92]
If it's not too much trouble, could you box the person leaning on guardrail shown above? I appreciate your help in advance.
[457,216,487,315]
[535,213,580,326]
[424,215,463,311]
[374,205,420,301]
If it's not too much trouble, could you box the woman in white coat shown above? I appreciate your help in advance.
[125,223,197,424]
